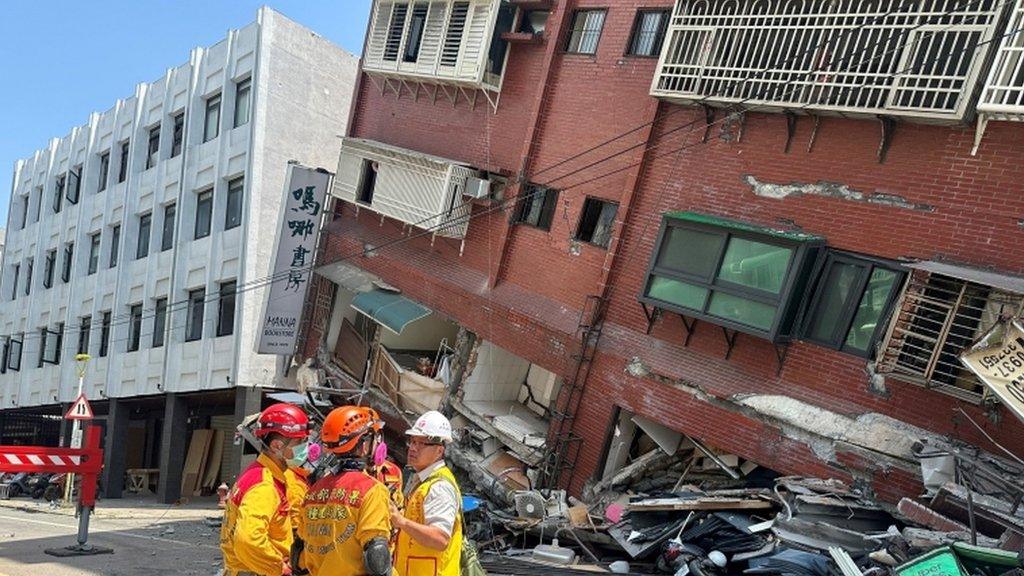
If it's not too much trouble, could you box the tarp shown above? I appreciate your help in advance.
[351,289,431,335]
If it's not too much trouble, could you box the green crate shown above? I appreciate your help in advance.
[895,547,966,576]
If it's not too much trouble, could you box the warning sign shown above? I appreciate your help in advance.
[64,394,94,421]
[961,319,1024,424]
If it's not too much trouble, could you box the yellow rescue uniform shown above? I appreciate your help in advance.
[284,468,309,531]
[395,465,462,576]
[220,454,293,576]
[300,468,392,575]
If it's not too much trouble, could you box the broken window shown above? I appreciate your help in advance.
[641,212,822,341]
[876,269,1024,399]
[43,249,55,289]
[23,258,32,296]
[513,184,558,231]
[801,253,905,357]
[575,197,618,248]
[627,9,670,57]
[61,243,73,283]
[565,9,607,55]
[357,160,379,205]
[53,174,65,214]
[171,112,184,158]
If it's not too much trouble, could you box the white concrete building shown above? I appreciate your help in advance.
[0,8,358,501]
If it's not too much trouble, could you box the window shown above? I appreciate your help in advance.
[77,316,91,355]
[204,94,221,142]
[43,249,56,289]
[153,297,168,348]
[234,79,251,128]
[109,225,121,268]
[357,160,378,205]
[8,335,22,371]
[403,4,429,62]
[186,288,206,342]
[217,280,237,337]
[39,324,62,367]
[127,304,143,352]
[161,203,176,251]
[23,258,32,296]
[67,167,81,204]
[195,189,213,239]
[37,328,47,368]
[53,174,65,214]
[641,212,823,341]
[801,253,904,357]
[171,112,184,158]
[383,3,409,61]
[61,243,73,283]
[99,311,111,358]
[146,125,160,169]
[87,232,101,275]
[118,140,129,183]
[17,194,28,230]
[32,186,42,223]
[98,151,110,192]
[566,9,607,55]
[225,177,243,230]
[627,9,670,57]
[136,213,152,259]
[575,198,618,248]
[513,185,559,230]
[10,264,19,300]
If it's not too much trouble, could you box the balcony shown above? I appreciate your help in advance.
[650,0,1005,122]
[332,138,480,241]
[363,0,516,106]
[975,0,1024,151]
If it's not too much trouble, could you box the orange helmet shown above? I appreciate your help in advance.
[321,406,377,454]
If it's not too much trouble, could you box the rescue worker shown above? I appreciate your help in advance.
[221,403,310,576]
[391,410,462,576]
[299,406,393,576]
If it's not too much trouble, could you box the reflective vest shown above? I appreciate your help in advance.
[395,464,462,576]
[220,454,293,576]
[299,469,392,576]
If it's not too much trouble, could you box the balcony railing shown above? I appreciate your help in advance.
[650,0,1005,122]
[333,138,476,240]
[364,0,514,93]
[975,0,1024,151]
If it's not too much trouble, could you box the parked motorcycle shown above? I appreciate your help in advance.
[6,472,31,498]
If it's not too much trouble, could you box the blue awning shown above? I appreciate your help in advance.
[351,289,431,335]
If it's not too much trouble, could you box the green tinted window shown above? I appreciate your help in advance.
[717,238,792,294]
[806,262,861,342]
[648,276,708,311]
[656,227,724,279]
[707,292,776,331]
[845,267,899,352]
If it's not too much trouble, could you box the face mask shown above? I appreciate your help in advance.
[307,442,322,463]
[373,441,388,467]
[285,441,309,468]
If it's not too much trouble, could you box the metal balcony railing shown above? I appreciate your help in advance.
[650,0,1005,122]
[974,0,1024,151]
[364,0,512,93]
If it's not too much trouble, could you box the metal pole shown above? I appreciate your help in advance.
[65,355,90,504]
[76,504,92,548]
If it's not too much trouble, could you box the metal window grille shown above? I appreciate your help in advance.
[631,10,671,57]
[979,0,1024,118]
[651,0,1003,121]
[876,270,1024,400]
[567,10,607,54]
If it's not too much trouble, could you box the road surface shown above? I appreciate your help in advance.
[0,505,222,575]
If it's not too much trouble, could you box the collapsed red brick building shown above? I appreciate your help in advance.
[298,0,1024,503]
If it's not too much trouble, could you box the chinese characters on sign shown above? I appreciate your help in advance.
[258,165,331,355]
[960,320,1024,425]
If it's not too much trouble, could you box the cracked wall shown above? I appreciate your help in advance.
[744,175,935,212]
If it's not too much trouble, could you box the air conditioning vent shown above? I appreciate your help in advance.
[464,176,491,200]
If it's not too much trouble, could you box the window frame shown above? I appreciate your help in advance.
[639,214,823,342]
[153,297,168,348]
[204,93,222,143]
[225,177,244,230]
[564,8,608,55]
[171,112,184,158]
[195,189,213,239]
[146,125,161,170]
[799,252,906,358]
[98,151,110,192]
[626,9,671,58]
[77,316,91,355]
[7,335,22,371]
[118,140,130,183]
[87,232,101,275]
[109,224,121,268]
[61,243,73,283]
[233,78,252,128]
[67,166,82,204]
[127,303,143,352]
[99,311,111,358]
[574,197,619,248]
[23,258,32,296]
[53,174,65,214]
[136,213,152,260]
[185,288,206,342]
[10,264,18,300]
[161,203,176,251]
[217,280,237,337]
[513,185,559,231]
[43,249,56,289]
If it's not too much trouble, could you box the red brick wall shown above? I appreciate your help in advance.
[312,1,1024,503]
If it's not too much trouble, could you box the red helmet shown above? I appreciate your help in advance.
[255,403,309,440]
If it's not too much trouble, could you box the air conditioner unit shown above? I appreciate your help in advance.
[464,176,491,200]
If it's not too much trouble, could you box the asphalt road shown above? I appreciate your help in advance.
[0,506,222,576]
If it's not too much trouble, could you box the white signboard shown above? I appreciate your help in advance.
[257,165,331,355]
[960,319,1024,424]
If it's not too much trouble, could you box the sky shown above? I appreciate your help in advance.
[0,0,372,226]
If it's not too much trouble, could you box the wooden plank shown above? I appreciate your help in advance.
[191,430,215,496]
[201,430,225,490]
[180,430,213,496]
[627,498,773,512]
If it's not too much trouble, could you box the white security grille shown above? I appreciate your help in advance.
[651,0,1005,121]
[364,0,503,90]
[979,0,1024,119]
[876,270,1024,400]
[333,138,476,239]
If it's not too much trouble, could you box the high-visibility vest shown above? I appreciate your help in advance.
[394,465,462,576]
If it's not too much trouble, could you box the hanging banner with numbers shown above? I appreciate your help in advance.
[257,164,331,355]
[960,319,1024,425]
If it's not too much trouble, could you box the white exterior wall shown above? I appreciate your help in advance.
[0,8,358,408]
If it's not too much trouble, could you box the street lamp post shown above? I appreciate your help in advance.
[65,353,91,504]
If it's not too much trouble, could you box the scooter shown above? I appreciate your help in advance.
[26,472,51,499]
[6,472,31,498]
[43,473,66,502]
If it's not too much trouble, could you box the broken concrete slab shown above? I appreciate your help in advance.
[897,498,969,533]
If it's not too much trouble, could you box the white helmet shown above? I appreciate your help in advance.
[405,410,453,443]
